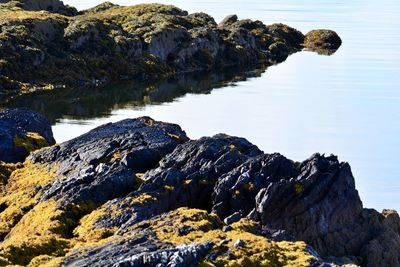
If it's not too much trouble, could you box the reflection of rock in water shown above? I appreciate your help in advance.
[2,66,266,123]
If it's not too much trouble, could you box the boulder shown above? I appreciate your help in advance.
[0,108,55,163]
[304,29,342,55]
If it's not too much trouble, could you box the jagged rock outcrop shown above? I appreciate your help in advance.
[0,2,342,97]
[0,108,55,163]
[85,135,263,234]
[0,116,188,265]
[0,112,398,266]
[212,152,400,266]
[31,116,188,205]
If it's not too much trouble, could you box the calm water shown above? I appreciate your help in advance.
[9,1,400,211]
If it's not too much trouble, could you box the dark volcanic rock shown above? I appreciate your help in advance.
[63,232,213,267]
[0,108,55,163]
[62,207,324,266]
[255,154,361,232]
[251,154,363,250]
[212,153,299,220]
[87,134,263,233]
[212,152,400,266]
[138,134,262,210]
[304,29,342,55]
[0,114,398,266]
[337,209,400,267]
[31,117,188,206]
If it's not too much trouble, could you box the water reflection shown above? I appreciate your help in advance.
[2,66,266,123]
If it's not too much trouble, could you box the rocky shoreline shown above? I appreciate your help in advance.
[0,0,341,97]
[0,108,398,267]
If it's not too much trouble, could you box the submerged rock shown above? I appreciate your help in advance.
[0,108,55,163]
[0,113,397,266]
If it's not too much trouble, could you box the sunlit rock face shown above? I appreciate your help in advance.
[0,2,341,98]
[0,110,398,266]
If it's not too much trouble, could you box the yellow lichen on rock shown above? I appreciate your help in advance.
[27,255,62,267]
[129,194,157,206]
[0,161,59,238]
[73,194,157,244]
[129,208,316,267]
[13,132,49,154]
[0,162,22,185]
[73,206,116,243]
[0,199,102,266]
[0,10,67,23]
[0,200,69,266]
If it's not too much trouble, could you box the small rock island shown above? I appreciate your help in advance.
[0,0,341,97]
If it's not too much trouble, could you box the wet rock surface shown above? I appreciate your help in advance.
[0,108,55,163]
[0,2,341,97]
[0,112,398,267]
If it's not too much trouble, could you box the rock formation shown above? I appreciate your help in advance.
[0,108,55,163]
[303,29,342,55]
[0,2,341,97]
[0,109,398,266]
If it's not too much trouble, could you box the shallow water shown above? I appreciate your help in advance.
[9,1,400,211]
